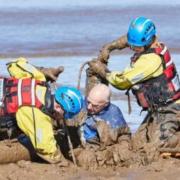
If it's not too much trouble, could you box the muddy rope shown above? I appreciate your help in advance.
[77,59,132,116]
[77,61,89,90]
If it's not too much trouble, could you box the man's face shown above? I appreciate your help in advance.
[87,96,108,115]
[130,45,145,53]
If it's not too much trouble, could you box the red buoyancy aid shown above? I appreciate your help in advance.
[0,77,53,116]
[131,44,180,110]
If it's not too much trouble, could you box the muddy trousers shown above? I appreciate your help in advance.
[153,111,180,148]
[15,106,64,163]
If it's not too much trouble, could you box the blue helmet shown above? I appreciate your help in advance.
[55,86,83,119]
[127,17,156,47]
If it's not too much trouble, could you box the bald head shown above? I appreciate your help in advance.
[88,84,111,104]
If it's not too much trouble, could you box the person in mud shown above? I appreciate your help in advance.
[74,84,132,168]
[0,57,83,164]
[78,83,131,147]
[88,17,180,153]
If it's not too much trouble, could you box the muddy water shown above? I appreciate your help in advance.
[0,4,180,57]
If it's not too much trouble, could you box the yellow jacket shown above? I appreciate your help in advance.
[7,58,58,158]
[107,53,180,104]
[107,53,163,90]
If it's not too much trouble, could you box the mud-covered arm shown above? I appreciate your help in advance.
[98,35,128,63]
[36,66,64,82]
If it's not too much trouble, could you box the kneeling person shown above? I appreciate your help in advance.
[0,58,83,164]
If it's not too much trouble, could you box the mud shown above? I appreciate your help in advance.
[0,140,37,164]
[0,157,179,180]
[0,103,179,179]
[0,122,179,179]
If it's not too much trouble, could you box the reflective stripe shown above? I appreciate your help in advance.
[172,75,180,91]
[0,79,4,106]
[160,46,167,55]
[31,79,35,106]
[160,45,173,67]
[18,79,22,106]
[166,59,173,67]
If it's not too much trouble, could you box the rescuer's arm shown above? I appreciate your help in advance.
[106,53,163,90]
[97,35,128,63]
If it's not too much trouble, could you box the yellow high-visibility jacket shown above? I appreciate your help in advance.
[107,53,180,104]
[7,58,57,156]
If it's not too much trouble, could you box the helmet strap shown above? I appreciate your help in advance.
[144,35,156,50]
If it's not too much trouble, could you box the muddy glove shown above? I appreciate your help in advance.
[38,66,64,82]
[88,59,110,79]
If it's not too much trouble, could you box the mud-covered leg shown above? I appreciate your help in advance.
[159,113,180,148]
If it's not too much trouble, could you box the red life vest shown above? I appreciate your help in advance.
[131,44,180,110]
[0,77,53,116]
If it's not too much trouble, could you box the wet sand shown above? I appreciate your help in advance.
[0,5,180,58]
[0,158,179,180]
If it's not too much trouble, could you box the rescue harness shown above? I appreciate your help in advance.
[131,44,180,110]
[0,77,54,116]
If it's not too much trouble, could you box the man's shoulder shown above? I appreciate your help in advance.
[106,103,122,113]
[109,102,120,109]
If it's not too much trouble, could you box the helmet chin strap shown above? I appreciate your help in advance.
[144,35,156,51]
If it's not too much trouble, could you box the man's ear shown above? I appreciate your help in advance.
[55,103,62,112]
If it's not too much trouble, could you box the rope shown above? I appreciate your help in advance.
[63,118,77,166]
[125,89,132,114]
[77,61,89,90]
